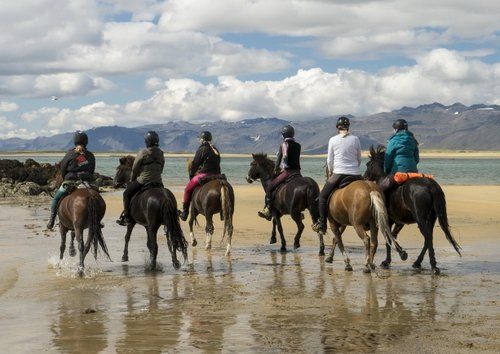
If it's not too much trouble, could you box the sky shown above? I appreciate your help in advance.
[0,0,499,139]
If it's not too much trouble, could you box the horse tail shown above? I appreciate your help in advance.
[430,183,462,256]
[220,180,234,244]
[370,191,398,249]
[162,191,188,262]
[87,194,111,261]
[306,178,320,223]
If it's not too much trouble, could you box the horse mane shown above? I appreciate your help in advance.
[252,153,275,172]
[369,145,386,162]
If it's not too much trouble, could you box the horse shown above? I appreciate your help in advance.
[322,176,407,273]
[57,185,111,276]
[119,187,188,271]
[246,153,325,255]
[113,155,134,188]
[364,145,462,274]
[185,159,235,256]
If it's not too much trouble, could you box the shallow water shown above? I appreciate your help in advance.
[1,205,499,352]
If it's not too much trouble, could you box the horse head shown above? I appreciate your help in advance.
[114,155,135,188]
[186,157,193,176]
[246,153,275,183]
[364,145,386,181]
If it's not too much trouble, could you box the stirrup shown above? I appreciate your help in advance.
[116,214,131,226]
[312,220,326,233]
[258,208,272,221]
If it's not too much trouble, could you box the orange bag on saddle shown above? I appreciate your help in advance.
[394,172,434,184]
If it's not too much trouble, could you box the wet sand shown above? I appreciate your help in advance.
[0,185,499,353]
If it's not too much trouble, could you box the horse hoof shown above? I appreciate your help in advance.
[69,249,76,257]
[77,267,84,277]
[325,256,333,263]
[345,265,353,272]
[205,244,212,250]
[412,263,422,270]
[319,249,325,256]
[432,267,441,275]
[122,255,128,262]
[280,247,287,254]
[192,239,197,247]
[294,242,300,250]
[363,267,371,274]
[270,237,277,244]
[370,263,376,270]
[173,260,181,270]
[400,251,408,261]
[380,261,390,269]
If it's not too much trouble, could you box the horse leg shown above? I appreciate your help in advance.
[75,228,85,276]
[166,231,181,270]
[69,231,76,257]
[188,212,197,247]
[326,223,348,267]
[414,217,439,274]
[121,223,135,262]
[353,224,372,273]
[291,211,304,250]
[275,216,287,253]
[205,214,214,250]
[59,226,68,260]
[381,223,404,268]
[146,225,159,271]
[270,218,277,244]
[225,221,233,257]
[368,221,378,271]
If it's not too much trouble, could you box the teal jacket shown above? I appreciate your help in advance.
[384,130,419,174]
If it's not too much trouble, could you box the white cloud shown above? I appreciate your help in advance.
[0,101,19,112]
[15,49,499,135]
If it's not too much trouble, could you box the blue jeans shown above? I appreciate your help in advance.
[50,185,67,214]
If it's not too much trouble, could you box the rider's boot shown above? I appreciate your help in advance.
[258,195,273,221]
[116,210,132,226]
[179,202,190,221]
[312,217,327,234]
[46,210,57,230]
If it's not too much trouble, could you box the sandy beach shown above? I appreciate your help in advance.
[0,184,499,352]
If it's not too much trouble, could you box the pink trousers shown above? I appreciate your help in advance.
[183,173,210,204]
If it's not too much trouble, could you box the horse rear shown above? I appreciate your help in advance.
[58,188,110,275]
[189,179,235,256]
[325,180,405,272]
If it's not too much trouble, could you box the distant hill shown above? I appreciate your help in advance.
[0,103,499,152]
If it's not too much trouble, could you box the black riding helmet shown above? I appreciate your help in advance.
[73,131,88,147]
[392,119,408,131]
[200,131,212,141]
[144,131,160,147]
[336,116,350,130]
[281,124,295,138]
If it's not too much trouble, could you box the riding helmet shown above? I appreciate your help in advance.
[392,119,408,131]
[144,131,160,147]
[281,124,295,138]
[73,131,88,147]
[200,131,212,141]
[336,116,350,130]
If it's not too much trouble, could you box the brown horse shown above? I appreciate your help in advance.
[58,186,110,276]
[113,155,135,188]
[324,179,407,273]
[186,159,235,256]
[246,153,324,255]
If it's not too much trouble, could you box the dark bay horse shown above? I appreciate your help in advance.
[323,179,406,273]
[186,160,235,256]
[113,155,134,188]
[121,186,188,270]
[364,145,462,274]
[246,153,324,255]
[58,187,111,275]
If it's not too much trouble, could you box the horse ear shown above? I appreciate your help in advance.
[378,145,386,154]
[119,157,126,164]
[251,153,256,159]
[369,145,375,157]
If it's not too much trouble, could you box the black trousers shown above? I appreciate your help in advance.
[123,180,142,213]
[318,174,357,221]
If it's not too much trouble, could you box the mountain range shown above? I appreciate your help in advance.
[0,102,499,153]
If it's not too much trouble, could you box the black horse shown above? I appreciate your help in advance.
[246,153,324,255]
[121,186,188,271]
[364,145,462,274]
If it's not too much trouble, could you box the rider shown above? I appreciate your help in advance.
[116,131,165,226]
[179,131,221,221]
[258,124,301,221]
[312,117,362,233]
[380,119,420,192]
[47,131,96,230]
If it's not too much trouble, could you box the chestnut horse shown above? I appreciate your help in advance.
[186,159,235,256]
[364,145,461,274]
[58,186,110,276]
[246,153,324,255]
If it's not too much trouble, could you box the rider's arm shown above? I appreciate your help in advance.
[384,141,395,174]
[59,150,73,178]
[190,147,204,179]
[414,140,420,164]
[356,136,362,167]
[130,149,144,181]
[274,144,283,172]
[326,137,334,175]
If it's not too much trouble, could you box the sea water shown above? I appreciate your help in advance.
[1,155,499,185]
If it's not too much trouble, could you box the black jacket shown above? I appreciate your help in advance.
[60,148,96,181]
[190,142,221,178]
[275,139,301,171]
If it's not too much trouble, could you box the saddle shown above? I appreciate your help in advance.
[337,175,363,189]
[198,173,227,185]
[138,181,164,194]
[272,172,302,198]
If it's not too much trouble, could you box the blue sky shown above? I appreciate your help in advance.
[0,0,499,138]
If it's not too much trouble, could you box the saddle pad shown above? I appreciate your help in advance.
[394,172,434,184]
[198,174,227,184]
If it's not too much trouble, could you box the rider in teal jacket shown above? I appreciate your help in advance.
[384,119,419,175]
